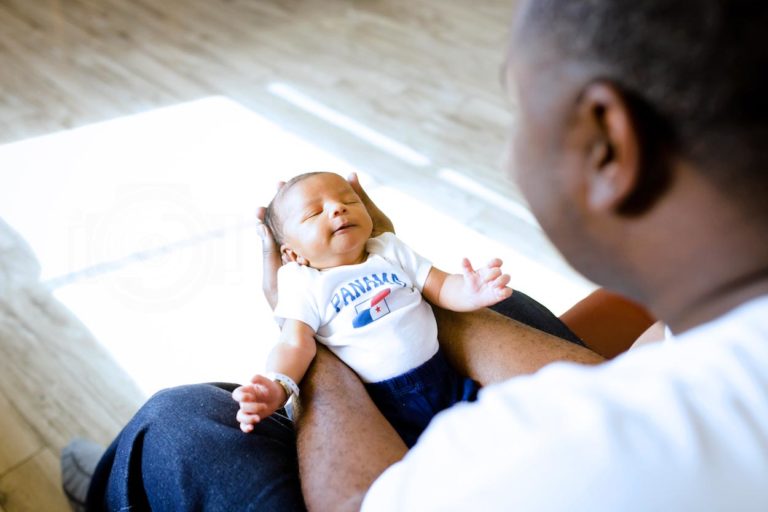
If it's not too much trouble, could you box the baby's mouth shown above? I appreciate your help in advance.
[333,222,356,235]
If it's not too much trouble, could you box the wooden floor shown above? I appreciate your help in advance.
[0,0,516,193]
[0,1,586,510]
[0,217,145,511]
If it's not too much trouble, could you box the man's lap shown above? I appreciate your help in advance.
[86,292,581,510]
[87,383,306,511]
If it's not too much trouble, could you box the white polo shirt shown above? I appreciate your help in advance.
[363,296,768,511]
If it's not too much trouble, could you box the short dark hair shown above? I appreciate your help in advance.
[518,0,768,205]
[264,172,326,246]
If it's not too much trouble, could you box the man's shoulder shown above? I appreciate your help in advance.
[364,324,768,511]
[683,294,768,337]
[666,294,768,359]
[477,299,768,455]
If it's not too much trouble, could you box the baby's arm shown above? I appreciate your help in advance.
[422,258,512,312]
[234,319,317,433]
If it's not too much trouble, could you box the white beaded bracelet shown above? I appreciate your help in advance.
[266,372,300,403]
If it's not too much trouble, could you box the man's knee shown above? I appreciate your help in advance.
[138,383,294,443]
[142,384,226,417]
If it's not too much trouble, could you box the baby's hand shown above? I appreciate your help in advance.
[461,257,512,308]
[231,374,288,433]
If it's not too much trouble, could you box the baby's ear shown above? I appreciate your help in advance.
[281,244,298,263]
[281,245,309,266]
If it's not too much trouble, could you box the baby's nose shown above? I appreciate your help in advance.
[329,201,347,216]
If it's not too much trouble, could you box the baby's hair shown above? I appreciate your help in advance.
[264,172,329,246]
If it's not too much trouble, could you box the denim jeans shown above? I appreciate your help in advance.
[87,384,304,511]
[86,291,582,511]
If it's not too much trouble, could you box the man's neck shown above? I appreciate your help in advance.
[631,171,768,334]
[662,270,768,334]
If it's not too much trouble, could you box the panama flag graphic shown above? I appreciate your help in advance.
[352,288,392,328]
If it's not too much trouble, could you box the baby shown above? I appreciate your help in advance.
[235,172,512,447]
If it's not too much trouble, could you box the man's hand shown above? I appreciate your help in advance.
[460,257,513,308]
[232,374,288,433]
[347,172,395,236]
[256,205,283,310]
[256,173,394,310]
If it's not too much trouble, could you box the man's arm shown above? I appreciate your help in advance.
[295,347,408,512]
[433,306,604,386]
[295,310,604,511]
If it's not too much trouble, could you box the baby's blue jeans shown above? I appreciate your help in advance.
[365,349,480,448]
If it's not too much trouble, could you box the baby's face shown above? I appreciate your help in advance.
[278,173,374,269]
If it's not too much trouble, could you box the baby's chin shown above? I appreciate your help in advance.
[313,247,369,269]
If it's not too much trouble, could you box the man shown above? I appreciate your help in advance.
[67,0,768,510]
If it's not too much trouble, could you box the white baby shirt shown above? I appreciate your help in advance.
[273,233,438,383]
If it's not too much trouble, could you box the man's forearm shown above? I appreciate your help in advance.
[294,304,604,510]
[434,304,605,386]
[295,347,408,512]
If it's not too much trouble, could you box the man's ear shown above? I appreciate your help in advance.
[579,82,641,213]
[280,244,309,266]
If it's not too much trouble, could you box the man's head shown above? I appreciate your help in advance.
[506,0,768,297]
[265,172,373,269]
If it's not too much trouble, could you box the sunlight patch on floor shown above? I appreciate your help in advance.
[0,96,591,395]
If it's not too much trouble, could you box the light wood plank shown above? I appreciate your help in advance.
[0,0,557,276]
[0,288,144,450]
[0,0,518,195]
[0,390,41,477]
[0,222,145,451]
[0,448,70,512]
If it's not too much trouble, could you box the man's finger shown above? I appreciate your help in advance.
[347,172,395,234]
[347,172,378,216]
[256,206,282,310]
[256,207,277,247]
